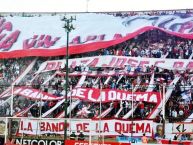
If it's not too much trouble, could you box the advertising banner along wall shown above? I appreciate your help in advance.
[1,13,193,58]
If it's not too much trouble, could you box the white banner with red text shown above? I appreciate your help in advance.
[1,13,193,58]
[18,118,153,137]
[36,56,193,73]
[70,88,161,103]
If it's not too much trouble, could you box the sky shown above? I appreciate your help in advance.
[0,0,193,12]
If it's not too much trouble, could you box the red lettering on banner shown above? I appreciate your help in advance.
[130,123,135,133]
[76,123,83,133]
[52,123,59,132]
[187,62,193,69]
[98,34,105,40]
[115,122,121,133]
[0,19,12,33]
[10,87,61,101]
[0,30,20,50]
[59,122,65,131]
[104,123,109,132]
[44,62,62,71]
[72,88,160,103]
[139,61,150,67]
[70,36,80,44]
[114,122,150,134]
[83,123,89,132]
[40,122,66,132]
[87,58,99,67]
[113,33,123,39]
[23,35,38,49]
[23,35,60,49]
[46,123,51,131]
[127,59,138,67]
[84,35,97,43]
[20,121,23,130]
[179,21,193,33]
[55,62,62,70]
[145,123,151,133]
[113,58,127,68]
[102,57,116,67]
[70,35,105,44]
[70,60,77,68]
[154,60,165,66]
[81,59,90,64]
[40,122,45,131]
[136,123,144,133]
[27,122,32,131]
[173,61,184,68]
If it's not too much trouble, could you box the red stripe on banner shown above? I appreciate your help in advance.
[160,139,193,145]
[65,139,131,145]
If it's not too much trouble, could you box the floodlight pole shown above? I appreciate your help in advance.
[61,15,76,144]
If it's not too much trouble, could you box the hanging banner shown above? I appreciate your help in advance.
[18,118,153,137]
[1,13,193,58]
[36,56,193,73]
[0,86,160,103]
[70,88,161,103]
[1,87,64,100]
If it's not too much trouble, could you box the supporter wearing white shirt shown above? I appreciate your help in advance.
[172,109,177,118]
[179,110,184,117]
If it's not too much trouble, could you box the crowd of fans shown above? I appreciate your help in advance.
[0,22,192,124]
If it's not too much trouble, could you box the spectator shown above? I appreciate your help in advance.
[70,131,76,140]
[141,133,148,144]
[78,131,85,141]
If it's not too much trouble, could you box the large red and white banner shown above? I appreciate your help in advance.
[0,87,160,103]
[1,87,63,100]
[36,56,193,73]
[18,118,153,136]
[70,88,161,103]
[1,13,193,58]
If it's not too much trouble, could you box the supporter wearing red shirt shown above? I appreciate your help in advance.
[139,101,145,119]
